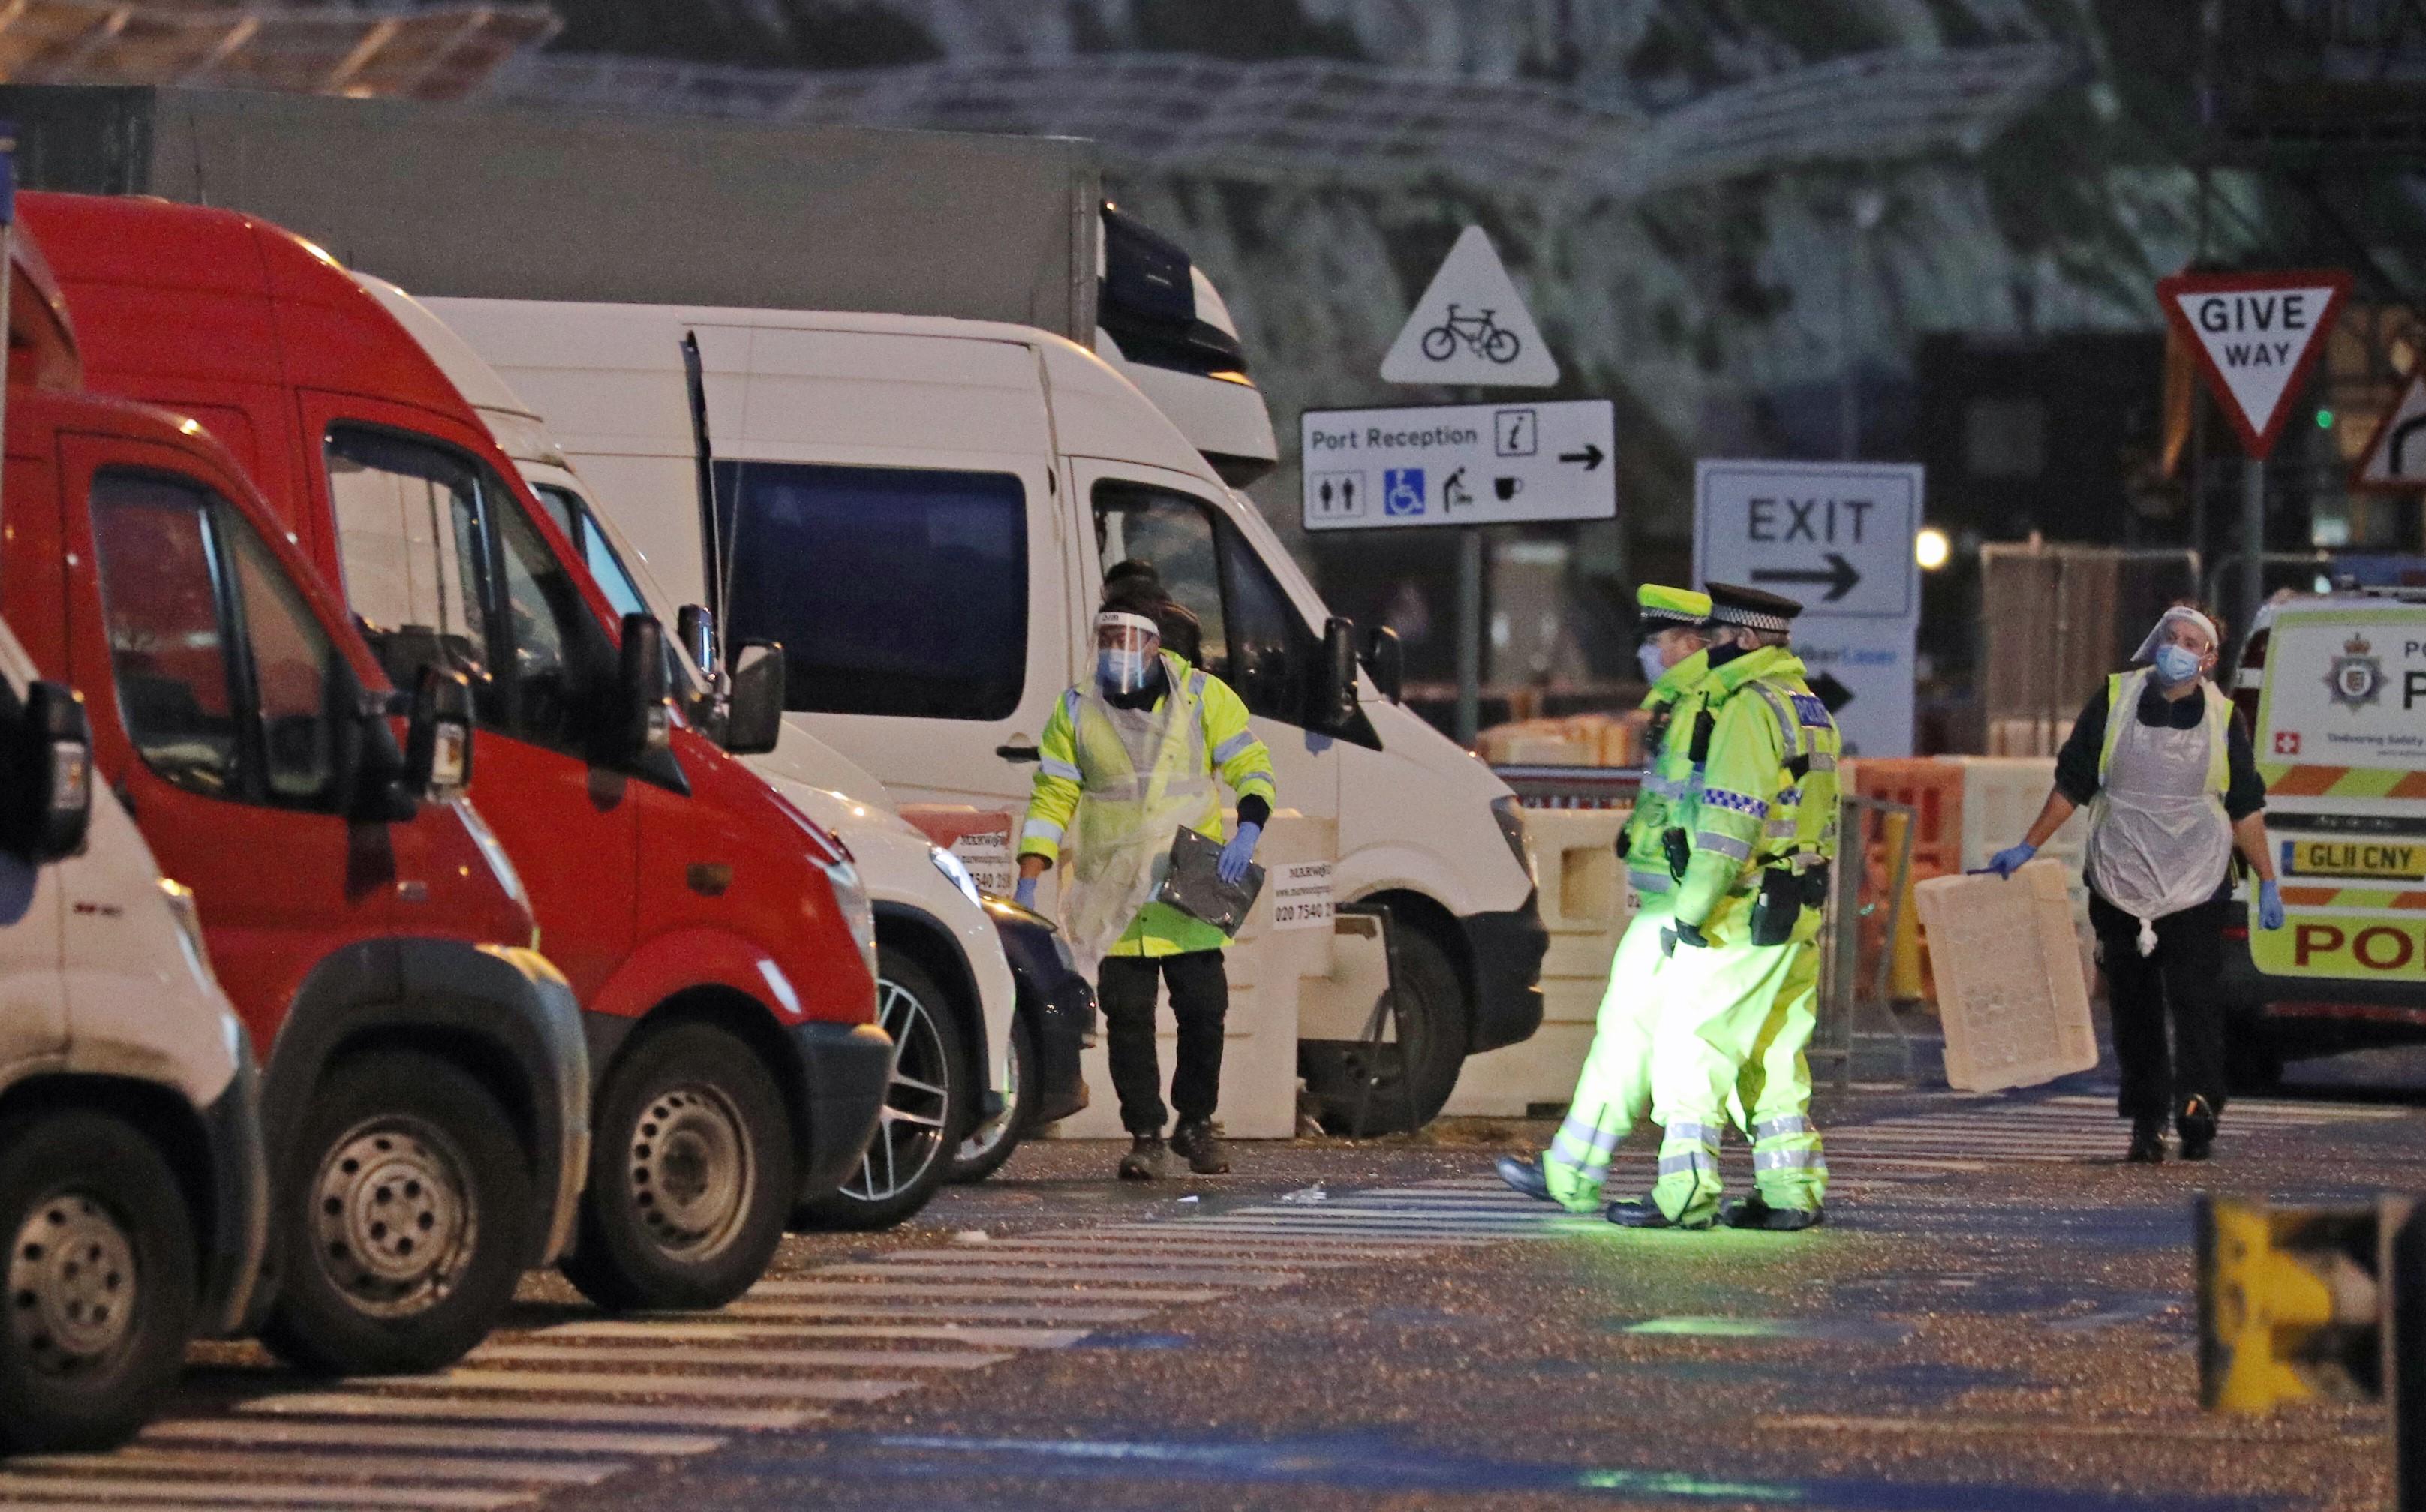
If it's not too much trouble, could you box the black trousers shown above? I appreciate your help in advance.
[2089,891,2229,1126]
[1098,950,1228,1134]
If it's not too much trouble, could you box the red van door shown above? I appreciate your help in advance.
[302,395,639,1004]
[48,433,407,1043]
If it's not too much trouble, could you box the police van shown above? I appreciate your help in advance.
[2226,588,2426,1083]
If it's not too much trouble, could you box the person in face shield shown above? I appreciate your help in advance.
[1014,586,1277,1180]
[1979,603,2282,1162]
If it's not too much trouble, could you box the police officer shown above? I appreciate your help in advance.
[1015,579,1277,1180]
[1626,583,1840,1233]
[1498,585,1713,1211]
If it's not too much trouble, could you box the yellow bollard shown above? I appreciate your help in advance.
[1880,810,1928,1004]
[2196,1195,2385,1414]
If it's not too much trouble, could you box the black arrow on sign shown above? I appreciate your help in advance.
[1558,443,1605,471]
[1808,672,1855,714]
[1752,553,1861,604]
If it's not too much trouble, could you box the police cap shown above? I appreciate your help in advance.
[1703,582,1802,633]
[1636,583,1712,630]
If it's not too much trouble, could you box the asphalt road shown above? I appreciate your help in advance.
[7,1062,2422,1512]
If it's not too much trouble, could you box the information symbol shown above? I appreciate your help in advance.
[1495,409,1538,458]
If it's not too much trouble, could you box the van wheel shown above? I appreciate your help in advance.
[798,949,967,1231]
[949,1009,1036,1184]
[0,1108,196,1453]
[1304,927,1468,1136]
[562,1022,794,1313]
[262,1050,530,1376]
[2226,1021,2286,1095]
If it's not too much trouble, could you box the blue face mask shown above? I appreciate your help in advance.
[1099,648,1152,694]
[1637,642,1670,684]
[2152,644,2203,686]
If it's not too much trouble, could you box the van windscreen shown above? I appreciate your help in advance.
[714,461,1027,721]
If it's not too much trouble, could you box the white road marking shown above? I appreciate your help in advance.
[236,1395,810,1432]
[542,1321,1093,1349]
[0,1475,524,1507]
[747,1280,1230,1303]
[150,1414,725,1456]
[14,1447,618,1485]
[366,1371,918,1403]
[719,1300,1157,1324]
[471,1342,1014,1371]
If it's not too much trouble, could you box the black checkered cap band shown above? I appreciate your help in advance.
[1707,603,1793,634]
[1640,606,1703,628]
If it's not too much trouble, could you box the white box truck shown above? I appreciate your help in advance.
[424,297,1546,1125]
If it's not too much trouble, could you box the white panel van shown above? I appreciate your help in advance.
[424,299,1547,1126]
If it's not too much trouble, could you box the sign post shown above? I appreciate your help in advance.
[2157,269,2351,639]
[1694,459,1925,756]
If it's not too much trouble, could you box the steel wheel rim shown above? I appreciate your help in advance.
[627,1081,755,1261]
[955,1023,1024,1165]
[843,977,951,1203]
[8,1191,138,1375]
[308,1117,476,1319]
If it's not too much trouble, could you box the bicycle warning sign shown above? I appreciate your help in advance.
[1380,226,1559,389]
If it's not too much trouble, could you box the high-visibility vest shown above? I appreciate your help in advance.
[2097,668,2230,798]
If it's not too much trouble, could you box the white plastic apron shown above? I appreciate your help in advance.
[2085,693,2232,957]
[1060,675,1216,978]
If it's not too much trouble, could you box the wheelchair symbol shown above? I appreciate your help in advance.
[1384,468,1426,517]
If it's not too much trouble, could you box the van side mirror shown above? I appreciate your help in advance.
[618,613,674,759]
[2,681,92,861]
[675,603,718,678]
[1360,625,1405,705]
[1318,617,1360,732]
[404,666,476,801]
[723,639,785,756]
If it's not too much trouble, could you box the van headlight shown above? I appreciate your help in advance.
[820,857,879,984]
[158,877,212,984]
[1490,795,1534,885]
[930,845,984,909]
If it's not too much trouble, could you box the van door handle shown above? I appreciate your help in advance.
[996,744,1041,763]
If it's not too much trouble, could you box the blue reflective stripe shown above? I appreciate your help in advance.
[1696,832,1754,862]
[1754,1147,1826,1171]
[1700,787,1769,817]
[1752,1114,1815,1141]
[1022,818,1065,845]
[1039,758,1084,783]
[1212,730,1257,765]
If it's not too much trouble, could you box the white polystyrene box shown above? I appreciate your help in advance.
[1913,858,2100,1092]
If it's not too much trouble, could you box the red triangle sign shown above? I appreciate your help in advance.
[2350,371,2426,493]
[2157,269,2351,460]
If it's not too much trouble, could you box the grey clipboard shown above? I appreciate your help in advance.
[1156,826,1265,937]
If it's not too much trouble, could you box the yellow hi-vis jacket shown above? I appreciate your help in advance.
[1019,652,1277,958]
[2097,669,2231,795]
[1671,647,1843,943]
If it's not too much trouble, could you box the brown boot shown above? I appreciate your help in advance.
[1171,1119,1230,1174]
[1118,1135,1168,1181]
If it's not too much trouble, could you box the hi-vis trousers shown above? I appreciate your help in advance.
[1541,902,1673,1213]
[1649,932,1827,1227]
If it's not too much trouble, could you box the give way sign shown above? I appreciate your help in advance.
[2157,269,2352,459]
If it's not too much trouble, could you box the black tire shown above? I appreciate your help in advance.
[261,1049,531,1376]
[561,1021,794,1313]
[948,1009,1036,1185]
[2225,1019,2286,1096]
[795,948,968,1231]
[0,1108,196,1454]
[1306,926,1469,1136]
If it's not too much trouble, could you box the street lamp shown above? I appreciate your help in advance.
[1915,527,1950,571]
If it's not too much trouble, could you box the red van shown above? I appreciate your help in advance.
[0,233,588,1375]
[25,191,891,1311]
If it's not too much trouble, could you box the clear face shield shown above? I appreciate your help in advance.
[1096,612,1162,696]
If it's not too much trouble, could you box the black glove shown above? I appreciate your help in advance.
[1661,921,1710,958]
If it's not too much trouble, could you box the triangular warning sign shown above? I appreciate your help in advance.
[2351,372,2426,493]
[1381,227,1559,388]
[2157,269,2350,460]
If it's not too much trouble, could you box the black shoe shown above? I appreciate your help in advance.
[1721,1195,1824,1232]
[1171,1120,1230,1175]
[2126,1115,2166,1165]
[1496,1153,1553,1202]
[1118,1135,1168,1181]
[2178,1096,2217,1162]
[1607,1197,1712,1231]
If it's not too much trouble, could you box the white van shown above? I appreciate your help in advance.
[422,299,1547,1125]
[361,278,1021,1223]
[0,617,266,1451]
[2224,588,2426,1084]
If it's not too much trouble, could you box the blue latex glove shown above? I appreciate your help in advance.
[1014,875,1039,911]
[1218,822,1263,885]
[2258,879,2286,931]
[1976,843,2037,879]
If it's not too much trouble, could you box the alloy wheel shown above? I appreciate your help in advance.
[843,977,953,1203]
[954,1021,1024,1167]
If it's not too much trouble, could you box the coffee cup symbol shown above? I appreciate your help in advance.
[1493,476,1523,501]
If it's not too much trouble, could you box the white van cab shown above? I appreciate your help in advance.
[362,277,1024,1224]
[2225,588,2426,1084]
[421,298,1547,1125]
[0,615,266,1452]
